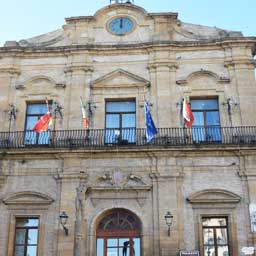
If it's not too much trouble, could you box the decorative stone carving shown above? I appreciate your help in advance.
[3,191,54,209]
[87,171,151,207]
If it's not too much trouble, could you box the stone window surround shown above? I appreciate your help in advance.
[2,191,54,256]
[187,189,241,256]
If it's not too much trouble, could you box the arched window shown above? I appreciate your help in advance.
[96,209,142,256]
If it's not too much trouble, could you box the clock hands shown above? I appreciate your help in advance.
[120,18,123,29]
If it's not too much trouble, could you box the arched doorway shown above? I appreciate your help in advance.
[96,209,142,256]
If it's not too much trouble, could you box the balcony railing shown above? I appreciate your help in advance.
[0,127,256,149]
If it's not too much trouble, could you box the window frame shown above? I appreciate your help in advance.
[96,209,142,256]
[104,98,136,144]
[13,217,40,256]
[190,97,221,142]
[190,97,220,129]
[202,216,230,256]
[24,101,52,145]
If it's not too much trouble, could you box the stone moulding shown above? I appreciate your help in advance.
[0,66,20,76]
[187,189,241,204]
[88,185,152,207]
[176,70,230,85]
[2,191,54,206]
[91,68,150,89]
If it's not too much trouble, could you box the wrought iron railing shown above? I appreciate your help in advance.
[0,127,256,149]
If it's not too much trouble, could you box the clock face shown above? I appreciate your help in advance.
[108,17,134,35]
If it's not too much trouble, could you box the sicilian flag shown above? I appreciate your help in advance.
[144,101,157,143]
[183,98,194,128]
[80,97,89,129]
[33,100,52,133]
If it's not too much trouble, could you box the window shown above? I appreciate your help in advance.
[190,98,221,142]
[96,209,141,256]
[202,217,230,256]
[25,102,52,145]
[14,217,39,256]
[105,100,136,144]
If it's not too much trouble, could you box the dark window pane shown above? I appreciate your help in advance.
[193,112,204,126]
[191,99,218,110]
[27,104,48,115]
[105,129,120,144]
[122,114,135,128]
[106,114,120,128]
[26,116,39,130]
[15,246,25,256]
[206,112,220,126]
[192,127,206,142]
[26,246,37,256]
[106,101,135,112]
[206,127,222,142]
[28,229,38,245]
[16,218,39,227]
[15,229,26,244]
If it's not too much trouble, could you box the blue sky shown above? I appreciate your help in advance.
[0,0,255,45]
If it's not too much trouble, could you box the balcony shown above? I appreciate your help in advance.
[0,127,256,149]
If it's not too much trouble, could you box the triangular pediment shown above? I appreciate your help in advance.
[187,189,241,204]
[91,69,150,89]
[3,191,54,205]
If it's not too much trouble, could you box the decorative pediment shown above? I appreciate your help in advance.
[91,69,150,89]
[176,70,230,85]
[87,171,151,207]
[3,191,54,206]
[187,189,241,204]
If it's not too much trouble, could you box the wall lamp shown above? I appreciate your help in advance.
[59,211,69,236]
[164,211,174,237]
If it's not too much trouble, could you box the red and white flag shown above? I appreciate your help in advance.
[183,98,194,128]
[33,99,52,133]
[80,97,89,129]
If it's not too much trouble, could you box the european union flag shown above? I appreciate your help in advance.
[144,101,157,143]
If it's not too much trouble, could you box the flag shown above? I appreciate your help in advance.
[144,101,157,143]
[80,97,89,129]
[33,100,52,133]
[183,98,194,128]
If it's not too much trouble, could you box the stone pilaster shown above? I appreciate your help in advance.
[64,65,93,129]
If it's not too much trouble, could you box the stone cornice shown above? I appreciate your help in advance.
[0,37,255,55]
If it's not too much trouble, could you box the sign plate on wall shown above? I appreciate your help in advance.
[180,251,200,256]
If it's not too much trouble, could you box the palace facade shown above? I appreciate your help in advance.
[0,2,256,256]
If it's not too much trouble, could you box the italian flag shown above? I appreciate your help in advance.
[80,97,89,129]
[183,98,194,128]
[33,100,52,133]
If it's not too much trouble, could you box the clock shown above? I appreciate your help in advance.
[108,17,135,36]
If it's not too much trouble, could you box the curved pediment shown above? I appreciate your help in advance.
[91,69,150,89]
[187,189,241,204]
[3,191,54,205]
[176,70,230,85]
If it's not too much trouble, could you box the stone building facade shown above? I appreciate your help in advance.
[0,2,256,256]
